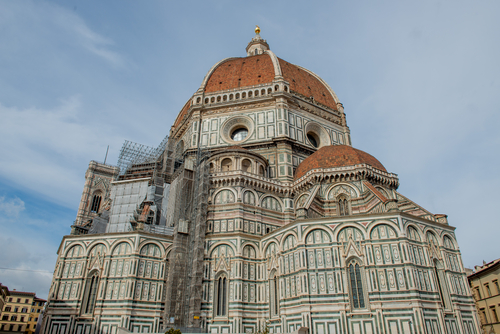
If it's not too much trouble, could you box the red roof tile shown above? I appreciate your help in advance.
[278,58,337,110]
[295,145,387,180]
[205,54,275,93]
[202,54,338,110]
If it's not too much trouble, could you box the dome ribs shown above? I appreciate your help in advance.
[278,58,337,110]
[294,145,387,180]
[205,54,274,93]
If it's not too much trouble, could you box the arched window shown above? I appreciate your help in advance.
[433,259,451,310]
[81,270,100,315]
[337,195,349,216]
[269,270,279,318]
[90,193,102,213]
[209,162,215,173]
[241,159,252,173]
[348,261,365,309]
[221,158,232,172]
[215,274,228,317]
[259,165,265,177]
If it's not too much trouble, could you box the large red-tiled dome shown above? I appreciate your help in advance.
[295,145,387,180]
[202,54,338,111]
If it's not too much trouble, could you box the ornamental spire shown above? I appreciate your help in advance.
[246,25,269,56]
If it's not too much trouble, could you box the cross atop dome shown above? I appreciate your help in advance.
[246,25,270,56]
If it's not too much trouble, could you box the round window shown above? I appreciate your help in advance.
[231,128,248,141]
[307,133,319,148]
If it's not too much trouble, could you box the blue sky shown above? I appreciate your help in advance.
[1,0,499,299]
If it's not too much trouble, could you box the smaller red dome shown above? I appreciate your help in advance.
[295,145,387,180]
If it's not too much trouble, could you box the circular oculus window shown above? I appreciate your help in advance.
[307,132,319,148]
[220,115,254,144]
[231,127,248,142]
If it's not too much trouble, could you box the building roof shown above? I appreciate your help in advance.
[202,54,338,110]
[295,145,387,180]
[171,33,342,133]
[468,258,500,279]
[8,290,36,296]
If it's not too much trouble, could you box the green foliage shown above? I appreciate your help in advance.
[165,328,182,334]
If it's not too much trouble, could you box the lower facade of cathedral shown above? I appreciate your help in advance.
[43,204,480,334]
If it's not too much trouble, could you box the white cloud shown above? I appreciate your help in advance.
[0,1,125,68]
[0,196,25,217]
[0,98,123,208]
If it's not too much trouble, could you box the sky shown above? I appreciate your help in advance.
[0,0,499,299]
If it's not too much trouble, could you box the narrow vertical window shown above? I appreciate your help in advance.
[82,270,99,315]
[338,196,349,216]
[485,284,491,297]
[433,260,451,310]
[269,270,279,318]
[90,195,102,213]
[348,263,365,309]
[216,275,227,317]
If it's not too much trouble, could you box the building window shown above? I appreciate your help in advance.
[221,158,232,172]
[90,194,102,213]
[21,308,27,313]
[480,308,487,324]
[231,127,248,142]
[17,298,21,303]
[494,280,500,294]
[215,274,228,317]
[433,260,451,310]
[4,307,10,312]
[269,270,279,318]
[1,315,8,320]
[11,315,17,321]
[25,299,28,303]
[259,165,265,177]
[475,287,482,300]
[81,270,100,315]
[241,159,252,173]
[337,195,350,216]
[348,262,365,309]
[491,306,499,323]
[485,283,491,297]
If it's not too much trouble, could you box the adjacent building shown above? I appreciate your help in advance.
[0,290,46,334]
[0,284,9,318]
[468,258,500,334]
[42,29,481,334]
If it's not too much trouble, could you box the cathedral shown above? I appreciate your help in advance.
[42,28,481,334]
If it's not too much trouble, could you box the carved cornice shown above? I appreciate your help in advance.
[210,171,292,196]
[293,164,399,193]
[202,100,275,116]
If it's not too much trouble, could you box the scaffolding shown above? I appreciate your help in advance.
[163,147,211,330]
[117,134,169,176]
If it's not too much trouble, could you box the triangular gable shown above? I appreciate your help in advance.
[214,254,231,273]
[363,181,388,203]
[344,236,364,259]
[396,192,435,218]
[304,185,320,210]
